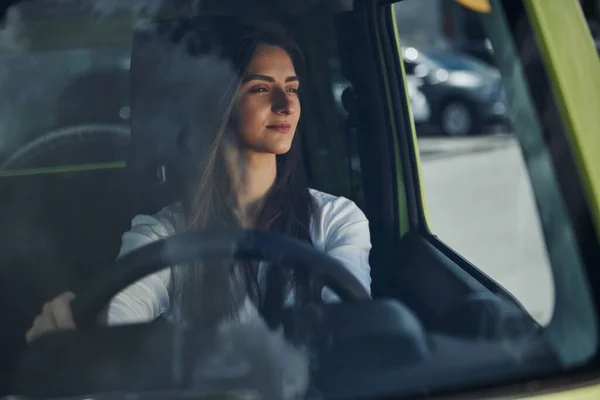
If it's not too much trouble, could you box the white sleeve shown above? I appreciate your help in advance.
[107,214,174,326]
[320,199,372,303]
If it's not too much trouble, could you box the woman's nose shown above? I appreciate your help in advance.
[271,88,296,114]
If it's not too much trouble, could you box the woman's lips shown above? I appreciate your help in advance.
[267,123,292,133]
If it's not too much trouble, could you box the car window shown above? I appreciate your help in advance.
[395,1,597,384]
[396,0,599,375]
[1,0,599,399]
[395,0,555,326]
[399,0,600,370]
[0,2,364,396]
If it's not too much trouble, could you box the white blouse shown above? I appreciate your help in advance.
[107,188,372,326]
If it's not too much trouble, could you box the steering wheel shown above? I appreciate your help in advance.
[0,124,130,170]
[11,229,371,398]
[70,228,371,327]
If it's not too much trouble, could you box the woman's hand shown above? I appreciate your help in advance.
[25,291,76,343]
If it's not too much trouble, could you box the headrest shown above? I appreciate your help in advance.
[127,16,247,176]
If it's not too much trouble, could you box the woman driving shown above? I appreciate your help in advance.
[25,17,372,342]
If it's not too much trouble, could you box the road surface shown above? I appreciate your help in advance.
[418,133,554,325]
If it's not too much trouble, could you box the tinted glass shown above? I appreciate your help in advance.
[1,0,597,399]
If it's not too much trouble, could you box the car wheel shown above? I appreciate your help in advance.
[440,100,475,137]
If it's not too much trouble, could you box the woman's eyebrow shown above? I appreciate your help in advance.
[242,74,300,83]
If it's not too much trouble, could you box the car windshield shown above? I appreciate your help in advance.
[0,0,597,399]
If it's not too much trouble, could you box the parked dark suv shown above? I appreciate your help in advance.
[402,47,508,136]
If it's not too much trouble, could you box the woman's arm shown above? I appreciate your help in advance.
[26,208,178,342]
[320,197,372,303]
[106,213,174,326]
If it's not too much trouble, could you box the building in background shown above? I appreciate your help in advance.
[394,0,444,50]
[395,0,493,65]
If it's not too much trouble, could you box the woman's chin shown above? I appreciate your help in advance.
[240,138,294,155]
[266,141,294,155]
[273,147,293,155]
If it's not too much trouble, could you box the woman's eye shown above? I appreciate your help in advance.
[250,86,268,93]
[287,87,299,93]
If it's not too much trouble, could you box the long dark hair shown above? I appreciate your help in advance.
[165,17,316,326]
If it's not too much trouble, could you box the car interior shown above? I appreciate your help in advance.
[0,0,574,399]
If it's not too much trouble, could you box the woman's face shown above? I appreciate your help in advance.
[233,43,301,155]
